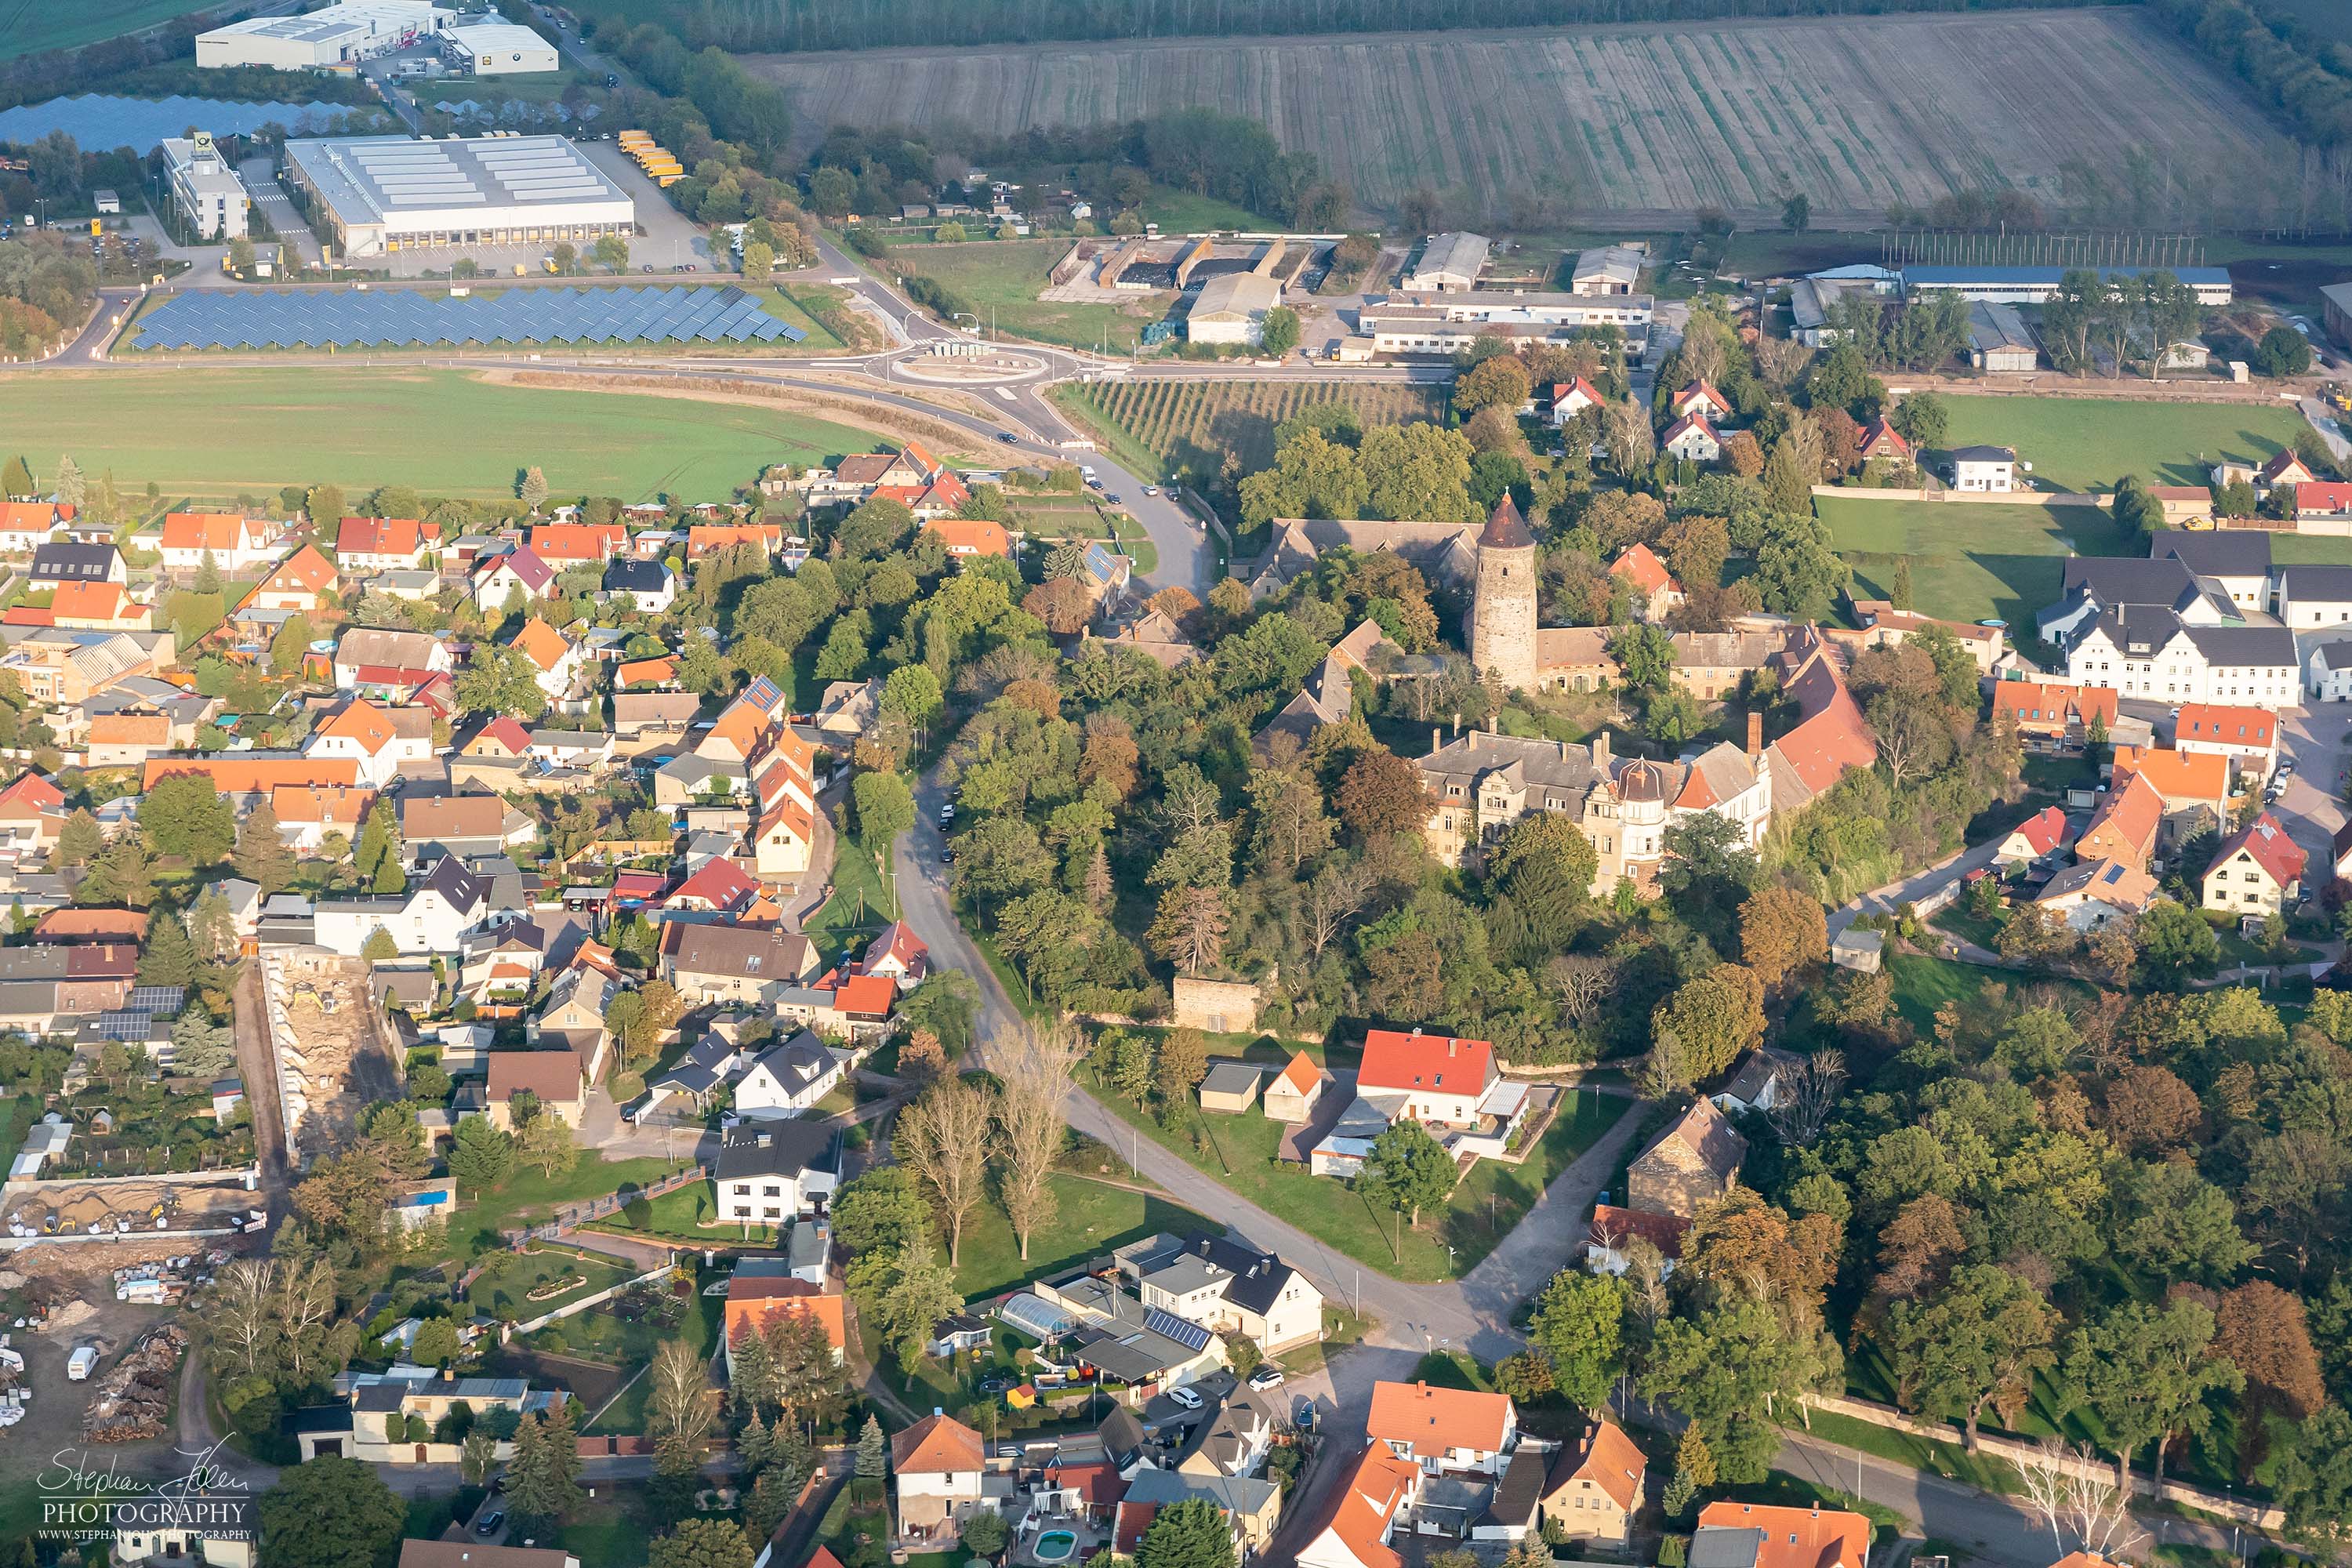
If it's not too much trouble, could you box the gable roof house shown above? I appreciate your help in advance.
[1294,1446,1421,1568]
[0,501,59,555]
[2035,857,2160,931]
[508,617,582,700]
[602,557,677,613]
[335,516,428,572]
[1991,681,2118,747]
[733,1029,853,1120]
[306,699,430,788]
[1625,1097,1748,1220]
[161,511,278,572]
[710,1120,838,1224]
[332,626,452,695]
[2172,702,2280,782]
[1113,1231,1327,1355]
[859,920,929,989]
[401,793,535,866]
[1263,1050,1329,1123]
[470,545,557,614]
[721,1261,847,1371]
[1366,1380,1518,1477]
[659,922,821,1005]
[1356,1029,1497,1127]
[0,771,65,849]
[313,858,488,960]
[1661,412,1723,463]
[49,580,153,633]
[1693,1501,1871,1568]
[31,542,124,586]
[1609,543,1684,621]
[483,1048,588,1129]
[890,1411,996,1545]
[2202,812,2307,918]
[1996,804,2069,865]
[243,543,339,615]
[1540,1419,1647,1547]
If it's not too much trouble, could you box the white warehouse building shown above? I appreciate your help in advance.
[443,22,560,74]
[285,134,633,259]
[162,132,249,241]
[197,0,451,69]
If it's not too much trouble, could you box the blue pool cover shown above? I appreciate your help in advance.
[132,285,807,350]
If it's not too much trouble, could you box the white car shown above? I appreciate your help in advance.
[1166,1385,1203,1411]
[1246,1365,1284,1392]
[1142,485,1160,496]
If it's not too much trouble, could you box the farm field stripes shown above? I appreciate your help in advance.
[1065,378,1447,492]
[751,10,2285,220]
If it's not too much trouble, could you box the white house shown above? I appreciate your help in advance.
[2035,858,2158,931]
[509,618,582,701]
[336,516,430,572]
[1294,1448,1421,1568]
[603,557,676,614]
[160,511,279,572]
[1116,1232,1327,1355]
[1948,445,2017,492]
[525,728,615,770]
[891,1413,994,1546]
[1550,377,1603,426]
[313,858,489,957]
[1366,1381,1518,1478]
[2172,702,2280,784]
[1356,1029,1497,1125]
[471,545,556,613]
[2311,641,2352,701]
[2277,564,2352,630]
[732,1029,851,1120]
[712,1120,837,1224]
[332,626,452,689]
[305,699,432,788]
[1660,413,1722,463]
[2064,611,2298,707]
[1710,1047,1798,1116]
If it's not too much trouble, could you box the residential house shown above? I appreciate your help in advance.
[1671,379,1733,423]
[82,710,173,767]
[313,857,488,958]
[306,699,429,788]
[483,1049,587,1129]
[603,557,675,613]
[2310,640,2352,701]
[2074,769,2165,871]
[527,522,623,567]
[1948,445,2016,492]
[143,753,360,799]
[1550,376,1604,424]
[617,655,681,691]
[335,517,428,572]
[1116,1466,1279,1555]
[1624,1098,1747,1219]
[401,793,533,864]
[2172,702,2279,783]
[509,618,581,701]
[1991,681,2118,749]
[712,1120,838,1225]
[733,1029,852,1120]
[471,545,558,613]
[2035,858,2159,931]
[1366,1380,1517,1477]
[2039,553,2244,648]
[1112,1232,1327,1354]
[2063,610,2297,708]
[687,521,784,558]
[0,502,58,555]
[1661,413,1722,463]
[2297,480,2352,523]
[2154,533,2273,615]
[273,783,377,851]
[2201,812,2306,917]
[3,630,153,704]
[161,511,278,572]
[1855,417,1911,466]
[1293,1446,1421,1568]
[2260,450,2320,489]
[31,543,122,585]
[660,924,820,1004]
[615,690,699,735]
[0,771,64,851]
[1711,1046,1800,1116]
[1263,1051,1327,1123]
[462,716,532,760]
[891,1412,993,1546]
[1586,1203,1690,1276]
[49,581,153,632]
[817,444,971,517]
[397,1544,575,1568]
[1692,1501,1871,1568]
[859,920,928,989]
[662,856,769,922]
[1540,1419,1647,1548]
[2111,746,2233,840]
[1997,804,2070,867]
[529,966,618,1084]
[723,1261,847,1373]
[2276,564,2352,629]
[925,518,1014,558]
[1609,543,1683,621]
[1356,1029,1497,1127]
[526,728,614,770]
[333,626,452,694]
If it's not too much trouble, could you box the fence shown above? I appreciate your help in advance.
[499,1161,710,1247]
[1809,484,2113,507]
[509,1260,675,1337]
[1803,1391,2285,1530]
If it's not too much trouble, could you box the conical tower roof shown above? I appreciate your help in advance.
[1479,495,1534,549]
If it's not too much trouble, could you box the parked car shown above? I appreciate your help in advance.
[474,1512,506,1537]
[1247,1365,1284,1391]
[1142,485,1160,496]
[1166,1385,1203,1411]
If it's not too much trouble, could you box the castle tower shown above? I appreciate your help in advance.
[1469,495,1538,693]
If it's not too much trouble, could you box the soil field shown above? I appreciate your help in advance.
[1055,378,1447,497]
[750,10,2287,222]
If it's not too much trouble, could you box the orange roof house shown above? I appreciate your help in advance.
[527,522,622,564]
[1366,1380,1515,1465]
[0,501,57,543]
[143,755,359,793]
[243,543,338,614]
[1540,1418,1648,1531]
[924,518,1013,558]
[0,771,65,821]
[336,516,426,563]
[1857,416,1912,462]
[1991,681,2118,740]
[1294,1446,1420,1568]
[688,521,782,558]
[1762,629,1876,808]
[34,907,149,944]
[1357,1030,1495,1102]
[2076,769,2165,870]
[314,698,399,757]
[510,616,572,675]
[616,656,678,689]
[1673,379,1733,419]
[1609,542,1679,598]
[2109,745,2231,821]
[464,716,532,758]
[891,1411,985,1475]
[272,783,377,829]
[1694,1501,1871,1568]
[159,511,251,555]
[49,580,148,630]
[724,1273,848,1359]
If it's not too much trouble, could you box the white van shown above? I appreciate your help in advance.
[66,1346,97,1381]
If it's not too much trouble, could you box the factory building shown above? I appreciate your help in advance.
[283,134,633,260]
[197,0,450,70]
[162,133,250,241]
[442,22,560,75]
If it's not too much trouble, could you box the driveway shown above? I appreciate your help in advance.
[235,157,322,267]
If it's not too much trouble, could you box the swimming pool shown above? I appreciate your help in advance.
[1033,1529,1078,1563]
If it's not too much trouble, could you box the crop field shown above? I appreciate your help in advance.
[0,368,882,503]
[753,11,2284,220]
[1938,395,2312,491]
[897,240,1171,350]
[1057,378,1446,494]
[0,0,213,58]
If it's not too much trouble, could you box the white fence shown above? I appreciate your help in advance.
[507,1260,674,1337]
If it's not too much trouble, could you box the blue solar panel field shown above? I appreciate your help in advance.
[130,285,808,351]
[0,94,378,154]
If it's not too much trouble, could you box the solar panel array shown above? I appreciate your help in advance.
[1142,1306,1212,1353]
[0,93,376,156]
[134,286,806,351]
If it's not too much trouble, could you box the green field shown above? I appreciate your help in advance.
[884,239,1171,351]
[1820,493,2352,627]
[0,0,211,57]
[1938,395,2310,490]
[953,1172,1213,1301]
[0,369,884,503]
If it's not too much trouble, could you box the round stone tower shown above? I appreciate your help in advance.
[1469,495,1539,693]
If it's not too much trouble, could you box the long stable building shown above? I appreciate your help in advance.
[284,134,632,260]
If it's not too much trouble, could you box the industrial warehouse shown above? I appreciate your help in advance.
[196,0,449,70]
[282,134,634,260]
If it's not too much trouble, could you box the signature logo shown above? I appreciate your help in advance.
[39,1439,255,1542]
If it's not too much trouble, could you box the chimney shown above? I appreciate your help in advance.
[1592,730,1612,771]
[1446,1038,1457,1057]
[1747,710,1763,760]
[1432,727,1441,753]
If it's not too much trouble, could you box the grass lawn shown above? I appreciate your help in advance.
[1878,951,2096,1041]
[588,1182,779,1248]
[1817,495,2138,629]
[443,1154,690,1261]
[1087,1078,1624,1281]
[0,368,884,503]
[755,285,850,350]
[0,1094,29,1178]
[1937,396,2313,491]
[884,238,1173,351]
[804,823,895,967]
[466,1247,637,1320]
[1929,901,2003,951]
[557,1493,657,1568]
[1138,188,1273,233]
[579,1290,720,1433]
[952,1172,1215,1301]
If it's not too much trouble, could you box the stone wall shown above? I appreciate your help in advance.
[1171,975,1261,1033]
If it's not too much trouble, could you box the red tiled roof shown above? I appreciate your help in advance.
[466,716,532,757]
[832,973,896,1018]
[887,1411,984,1473]
[0,771,64,816]
[1367,1380,1513,1458]
[2211,812,2307,890]
[666,857,757,913]
[1358,1029,1494,1098]
[2005,804,2067,857]
[1609,542,1678,596]
[1678,378,1731,414]
[2175,703,2276,750]
[1588,1203,1690,1261]
[2297,481,2352,514]
[162,511,252,554]
[924,518,1011,557]
[1695,1502,1871,1568]
[1296,1446,1417,1568]
[2078,769,2164,867]
[336,516,423,558]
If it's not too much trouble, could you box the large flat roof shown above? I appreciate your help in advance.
[204,0,448,45]
[285,134,628,224]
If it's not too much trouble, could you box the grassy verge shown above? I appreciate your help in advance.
[805,822,896,965]
[588,1183,780,1248]
[952,1171,1215,1301]
[440,1154,689,1262]
[466,1247,637,1319]
[1046,384,1171,485]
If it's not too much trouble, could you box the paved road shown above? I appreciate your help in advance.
[1824,834,2004,940]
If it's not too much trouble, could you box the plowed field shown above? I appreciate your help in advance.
[752,9,2288,223]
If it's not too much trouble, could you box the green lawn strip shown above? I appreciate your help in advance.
[557,1493,657,1568]
[579,1292,720,1433]
[1138,187,1273,232]
[1929,902,2002,951]
[0,1094,28,1178]
[804,824,896,966]
[753,286,848,350]
[1083,1070,1621,1281]
[465,1247,637,1321]
[1784,1406,2027,1498]
[586,1182,781,1249]
[1876,951,2097,1041]
[442,1154,688,1261]
[885,238,1171,351]
[1937,396,2311,492]
[0,369,883,503]
[1815,495,2137,628]
[1111,515,1160,576]
[1047,386,1174,485]
[951,1171,1217,1301]
[0,0,213,56]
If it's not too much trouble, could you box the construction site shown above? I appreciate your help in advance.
[263,948,401,1163]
